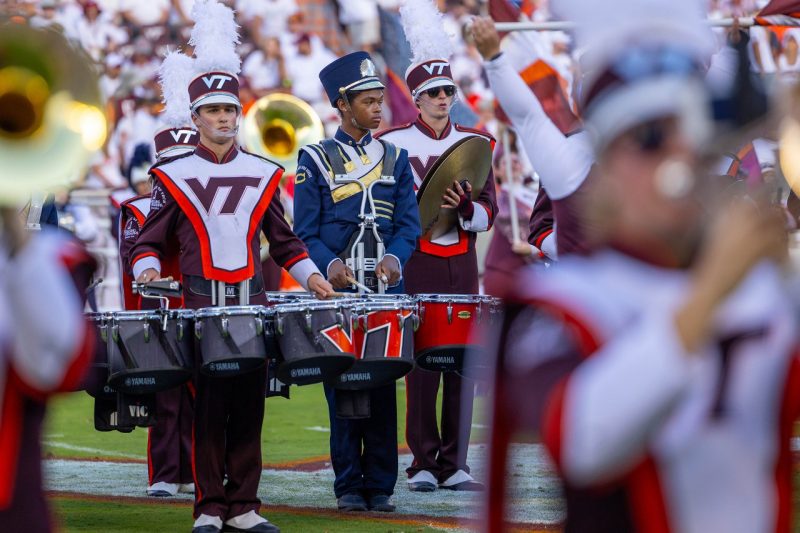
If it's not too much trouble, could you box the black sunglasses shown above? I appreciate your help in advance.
[424,86,456,98]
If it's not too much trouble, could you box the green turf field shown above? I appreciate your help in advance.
[52,497,457,532]
[44,382,489,464]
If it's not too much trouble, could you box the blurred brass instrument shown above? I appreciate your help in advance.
[241,93,324,175]
[0,23,107,204]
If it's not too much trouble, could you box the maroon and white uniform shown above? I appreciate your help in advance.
[0,232,95,532]
[119,194,194,492]
[484,53,595,256]
[377,116,498,485]
[495,252,800,532]
[129,143,320,521]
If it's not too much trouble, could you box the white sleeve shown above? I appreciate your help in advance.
[459,202,490,232]
[5,235,86,392]
[541,232,558,260]
[132,255,162,280]
[484,54,594,200]
[288,257,322,291]
[561,311,693,486]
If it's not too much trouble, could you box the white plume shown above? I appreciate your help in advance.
[189,0,241,75]
[158,50,195,128]
[399,0,454,63]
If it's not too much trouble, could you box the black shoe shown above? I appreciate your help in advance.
[408,481,437,492]
[337,492,368,512]
[368,494,395,512]
[440,479,485,491]
[223,523,280,533]
[192,526,221,533]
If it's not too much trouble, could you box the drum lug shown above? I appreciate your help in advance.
[336,311,345,328]
[255,316,264,336]
[396,312,403,332]
[447,302,453,324]
[100,323,108,343]
[476,304,483,323]
[195,321,203,340]
[111,323,119,342]
[304,310,313,332]
[418,303,425,324]
[221,316,230,337]
[412,313,420,332]
[143,322,151,343]
[361,314,369,331]
[276,314,284,336]
[177,321,184,341]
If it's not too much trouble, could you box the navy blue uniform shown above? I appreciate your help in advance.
[293,128,420,499]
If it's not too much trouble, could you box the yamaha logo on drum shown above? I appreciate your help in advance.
[125,376,157,387]
[210,362,240,372]
[341,372,372,382]
[425,355,456,365]
[291,367,323,378]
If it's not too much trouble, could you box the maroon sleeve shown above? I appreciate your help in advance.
[129,180,180,270]
[528,187,554,248]
[261,188,311,270]
[119,208,141,277]
[476,167,499,228]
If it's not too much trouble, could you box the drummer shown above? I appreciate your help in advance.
[118,53,200,499]
[129,3,333,531]
[376,49,497,490]
[292,51,420,513]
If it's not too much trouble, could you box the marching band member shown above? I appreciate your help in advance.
[0,210,96,532]
[488,1,800,531]
[130,2,332,531]
[119,50,199,499]
[375,0,497,494]
[292,51,420,513]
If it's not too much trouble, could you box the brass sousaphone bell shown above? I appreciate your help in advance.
[416,136,493,240]
[240,93,324,175]
[0,23,107,203]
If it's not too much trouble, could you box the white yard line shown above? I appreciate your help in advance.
[303,426,331,433]
[43,441,143,460]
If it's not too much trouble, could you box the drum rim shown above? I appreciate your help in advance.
[109,309,195,319]
[414,293,500,304]
[274,299,358,312]
[351,301,416,311]
[194,305,272,317]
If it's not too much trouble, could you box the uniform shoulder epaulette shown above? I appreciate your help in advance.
[240,147,286,172]
[454,124,495,143]
[149,150,194,173]
[374,122,413,139]
[119,193,150,209]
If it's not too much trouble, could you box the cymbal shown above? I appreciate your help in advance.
[416,136,492,240]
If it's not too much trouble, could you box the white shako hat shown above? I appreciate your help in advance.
[557,0,717,149]
[154,50,199,160]
[187,0,242,111]
[399,0,456,100]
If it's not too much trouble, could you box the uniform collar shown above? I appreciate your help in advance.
[195,142,239,164]
[414,114,452,140]
[335,127,372,147]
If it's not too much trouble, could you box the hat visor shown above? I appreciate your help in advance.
[156,145,196,161]
[414,78,456,97]
[191,93,241,110]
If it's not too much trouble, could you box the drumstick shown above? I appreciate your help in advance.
[346,276,374,294]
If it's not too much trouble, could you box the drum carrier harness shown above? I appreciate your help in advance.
[319,138,397,295]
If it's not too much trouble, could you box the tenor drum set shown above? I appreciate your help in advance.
[82,292,502,403]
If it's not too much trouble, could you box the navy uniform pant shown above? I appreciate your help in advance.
[324,382,398,498]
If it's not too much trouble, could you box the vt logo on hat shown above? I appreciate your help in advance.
[201,74,234,90]
[189,71,241,111]
[405,59,455,99]
[154,127,199,160]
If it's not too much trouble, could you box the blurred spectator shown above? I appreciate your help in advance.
[285,33,336,105]
[238,0,299,41]
[100,53,125,100]
[29,0,64,30]
[336,0,380,52]
[242,36,288,94]
[294,1,347,55]
[118,0,170,28]
[73,1,127,61]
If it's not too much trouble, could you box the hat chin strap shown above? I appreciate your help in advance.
[191,109,240,139]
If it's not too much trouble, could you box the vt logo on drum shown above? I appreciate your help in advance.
[320,323,354,353]
[184,176,263,215]
[353,310,412,359]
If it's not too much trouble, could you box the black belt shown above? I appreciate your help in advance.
[186,275,264,298]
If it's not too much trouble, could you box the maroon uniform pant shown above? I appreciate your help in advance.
[404,249,479,482]
[186,291,269,520]
[148,385,194,485]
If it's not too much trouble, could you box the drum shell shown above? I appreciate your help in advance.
[274,301,356,385]
[333,297,416,390]
[82,312,112,397]
[414,295,502,373]
[194,306,273,377]
[108,311,194,394]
